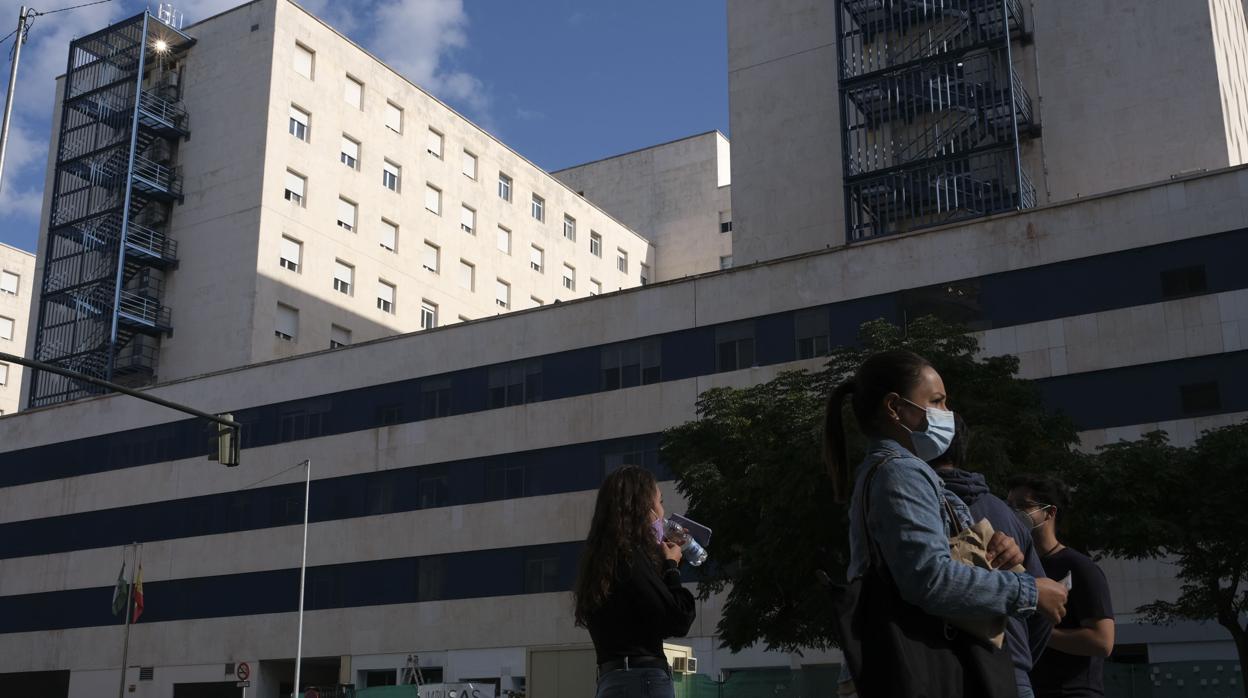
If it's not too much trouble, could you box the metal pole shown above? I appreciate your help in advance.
[292,459,311,698]
[117,542,137,698]
[0,6,29,195]
[1003,0,1025,210]
[0,351,240,431]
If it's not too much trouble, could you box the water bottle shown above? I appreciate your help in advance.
[664,518,708,566]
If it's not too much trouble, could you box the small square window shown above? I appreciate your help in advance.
[377,281,396,314]
[380,220,398,252]
[427,128,444,159]
[420,300,438,330]
[562,264,576,291]
[563,214,576,241]
[288,104,310,141]
[616,249,628,274]
[382,160,401,192]
[640,263,650,286]
[384,102,403,133]
[340,136,359,169]
[279,236,302,272]
[590,278,602,296]
[337,198,357,231]
[498,173,513,202]
[422,242,440,273]
[330,324,351,349]
[293,43,314,79]
[458,260,475,291]
[497,226,512,254]
[0,315,13,341]
[460,205,476,234]
[344,75,363,109]
[530,245,544,273]
[719,255,733,270]
[495,279,511,309]
[462,150,478,179]
[425,184,442,215]
[590,231,602,257]
[284,170,306,206]
[719,209,733,233]
[333,260,354,295]
[531,194,545,222]
[276,303,299,340]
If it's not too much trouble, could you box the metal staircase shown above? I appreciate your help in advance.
[28,11,194,406]
[838,0,1038,240]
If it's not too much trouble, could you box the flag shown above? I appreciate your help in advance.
[131,565,144,623]
[111,562,128,617]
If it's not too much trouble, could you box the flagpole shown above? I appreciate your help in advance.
[117,542,137,698]
[293,459,311,698]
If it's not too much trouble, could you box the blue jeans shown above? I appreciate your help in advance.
[595,667,674,698]
[1016,683,1035,698]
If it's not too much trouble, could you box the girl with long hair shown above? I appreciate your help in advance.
[573,465,695,698]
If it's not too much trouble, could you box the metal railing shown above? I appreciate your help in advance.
[137,89,188,132]
[125,222,178,262]
[131,155,182,197]
[117,289,171,329]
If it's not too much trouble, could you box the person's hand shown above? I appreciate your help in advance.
[1035,578,1068,625]
[661,540,683,564]
[986,531,1025,570]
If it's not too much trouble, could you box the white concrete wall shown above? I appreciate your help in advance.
[726,0,843,264]
[553,131,732,281]
[1210,0,1248,166]
[0,243,35,416]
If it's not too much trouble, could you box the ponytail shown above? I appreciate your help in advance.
[824,379,856,502]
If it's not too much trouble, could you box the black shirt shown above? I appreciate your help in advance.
[1031,548,1114,697]
[586,548,697,665]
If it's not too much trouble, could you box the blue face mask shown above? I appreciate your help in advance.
[898,397,956,462]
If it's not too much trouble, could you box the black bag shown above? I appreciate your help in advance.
[826,457,1019,698]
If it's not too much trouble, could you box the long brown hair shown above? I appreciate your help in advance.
[824,350,933,501]
[573,465,662,627]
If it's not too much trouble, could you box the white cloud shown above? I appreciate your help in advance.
[369,0,493,125]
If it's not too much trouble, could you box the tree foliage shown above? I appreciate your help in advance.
[662,317,1079,651]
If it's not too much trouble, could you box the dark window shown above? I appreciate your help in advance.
[377,404,402,426]
[720,220,732,233]
[524,557,560,593]
[794,308,830,359]
[269,490,303,526]
[1160,265,1207,299]
[418,475,448,508]
[601,339,661,390]
[278,399,331,442]
[1180,382,1221,415]
[421,378,452,418]
[365,476,395,515]
[603,436,661,476]
[365,670,398,687]
[897,280,988,330]
[488,360,542,408]
[417,557,445,601]
[485,462,525,499]
[715,322,755,372]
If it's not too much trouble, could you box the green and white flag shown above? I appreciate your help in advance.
[111,562,129,617]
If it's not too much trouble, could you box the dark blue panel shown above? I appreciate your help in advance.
[662,327,715,381]
[755,313,795,366]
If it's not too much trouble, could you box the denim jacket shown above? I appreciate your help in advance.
[847,438,1038,618]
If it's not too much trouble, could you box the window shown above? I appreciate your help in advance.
[495,279,510,309]
[497,226,511,254]
[426,128,443,158]
[377,281,395,313]
[531,194,545,222]
[421,377,452,418]
[462,150,477,179]
[897,280,986,330]
[590,278,602,295]
[1161,265,1207,299]
[422,241,440,273]
[458,260,475,291]
[380,220,398,252]
[563,214,576,241]
[639,263,650,285]
[485,460,526,499]
[333,260,353,295]
[293,43,314,79]
[284,171,305,206]
[420,300,438,330]
[330,325,351,349]
[279,236,301,272]
[344,75,363,109]
[562,263,576,291]
[275,304,298,340]
[1180,381,1221,415]
[488,359,542,408]
[795,308,830,359]
[616,249,628,274]
[0,316,12,340]
[425,184,441,215]
[337,198,357,231]
[590,231,601,257]
[340,136,359,169]
[531,296,544,307]
[382,160,401,192]
[288,104,309,141]
[417,556,446,600]
[460,205,475,234]
[384,101,403,133]
[529,245,544,273]
[0,363,7,386]
[498,173,512,202]
[716,322,756,372]
[719,210,732,233]
[524,556,559,594]
[601,339,661,390]
[719,255,733,270]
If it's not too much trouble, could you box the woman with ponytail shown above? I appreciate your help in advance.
[827,350,1069,697]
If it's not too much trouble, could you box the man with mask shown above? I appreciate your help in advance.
[930,415,1052,698]
[1008,475,1115,698]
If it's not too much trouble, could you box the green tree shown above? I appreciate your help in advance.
[1060,425,1248,695]
[662,316,1078,652]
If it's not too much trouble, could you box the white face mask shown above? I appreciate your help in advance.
[1018,504,1053,531]
[897,397,956,462]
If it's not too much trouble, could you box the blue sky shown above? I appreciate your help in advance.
[0,0,728,253]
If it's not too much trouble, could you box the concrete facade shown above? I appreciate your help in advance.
[553,131,733,281]
[0,243,35,416]
[727,0,1248,259]
[27,0,655,392]
[1,166,1246,695]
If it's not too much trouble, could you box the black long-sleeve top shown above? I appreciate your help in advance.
[585,548,698,665]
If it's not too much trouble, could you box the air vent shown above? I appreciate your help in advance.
[139,667,154,681]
